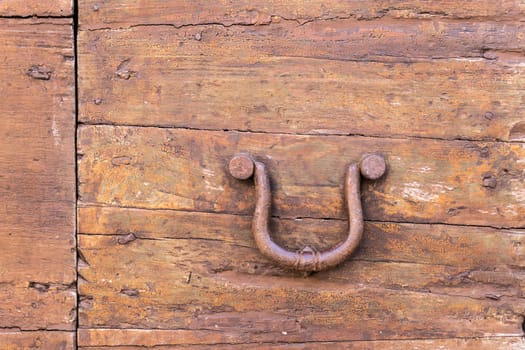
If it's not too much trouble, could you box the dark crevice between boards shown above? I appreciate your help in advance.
[76,203,525,231]
[76,120,525,145]
[0,15,73,19]
[73,0,80,348]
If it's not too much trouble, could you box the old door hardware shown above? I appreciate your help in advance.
[228,153,387,272]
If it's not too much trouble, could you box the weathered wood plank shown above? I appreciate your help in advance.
[0,0,71,17]
[79,0,525,29]
[0,18,75,330]
[78,26,525,141]
[78,206,525,339]
[78,330,525,349]
[78,206,525,300]
[77,126,525,228]
[78,207,525,270]
[78,235,525,339]
[0,280,76,331]
[78,270,524,341]
[78,18,525,60]
[0,332,74,350]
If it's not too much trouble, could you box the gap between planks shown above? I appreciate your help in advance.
[77,203,525,231]
[77,121,525,146]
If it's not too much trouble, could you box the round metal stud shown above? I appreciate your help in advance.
[228,154,255,180]
[359,154,386,180]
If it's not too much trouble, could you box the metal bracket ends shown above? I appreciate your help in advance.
[228,153,386,272]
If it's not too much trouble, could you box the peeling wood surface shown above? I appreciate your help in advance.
[0,0,72,17]
[79,0,525,29]
[78,125,525,228]
[0,332,74,350]
[78,23,525,141]
[77,1,525,347]
[78,206,525,340]
[0,18,75,333]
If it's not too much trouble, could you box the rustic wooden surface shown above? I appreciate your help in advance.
[78,330,525,349]
[0,17,75,346]
[78,126,525,228]
[0,332,74,350]
[0,0,71,17]
[78,23,525,141]
[77,1,525,348]
[78,206,525,341]
[79,1,525,29]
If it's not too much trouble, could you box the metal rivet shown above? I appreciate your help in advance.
[229,154,254,180]
[360,154,386,180]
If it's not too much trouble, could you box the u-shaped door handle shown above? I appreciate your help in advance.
[228,153,386,272]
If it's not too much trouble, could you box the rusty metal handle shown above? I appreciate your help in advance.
[228,153,386,272]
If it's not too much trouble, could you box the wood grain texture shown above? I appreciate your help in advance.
[77,1,525,347]
[78,331,525,349]
[78,23,525,142]
[78,207,525,272]
[0,18,75,330]
[0,332,74,350]
[78,205,525,340]
[79,0,525,29]
[77,125,525,228]
[0,0,71,17]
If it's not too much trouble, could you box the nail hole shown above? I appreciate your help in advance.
[509,121,525,141]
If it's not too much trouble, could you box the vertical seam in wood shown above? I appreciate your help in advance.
[73,0,79,348]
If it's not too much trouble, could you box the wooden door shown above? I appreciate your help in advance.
[76,2,525,348]
[2,1,525,349]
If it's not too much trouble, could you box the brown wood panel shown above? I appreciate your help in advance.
[0,18,75,331]
[78,207,525,271]
[78,330,525,349]
[78,24,525,141]
[78,206,525,340]
[0,332,74,350]
[77,1,525,348]
[77,125,525,228]
[79,0,525,29]
[0,0,71,17]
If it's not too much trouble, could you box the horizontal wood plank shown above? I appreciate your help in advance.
[0,18,75,330]
[0,287,76,330]
[78,25,525,141]
[78,242,525,339]
[0,332,74,350]
[78,206,525,340]
[78,330,525,349]
[79,329,525,350]
[77,125,525,227]
[78,207,525,270]
[79,1,525,29]
[0,0,71,17]
[78,206,525,299]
